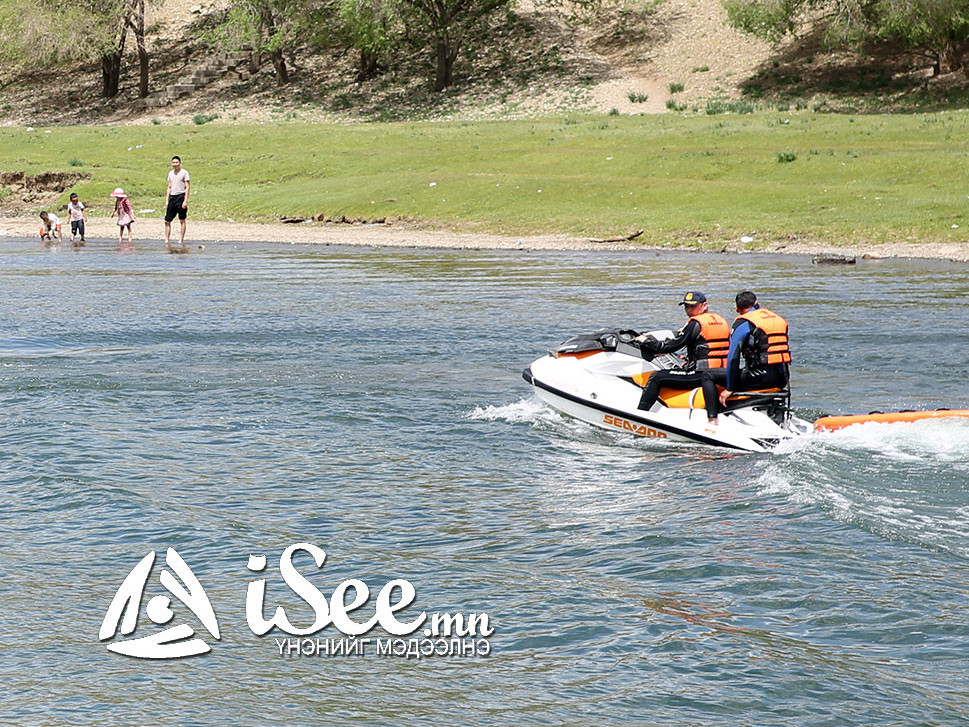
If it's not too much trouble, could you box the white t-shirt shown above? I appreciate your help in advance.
[44,212,60,229]
[67,201,85,221]
[168,168,190,196]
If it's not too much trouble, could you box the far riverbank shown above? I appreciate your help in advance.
[3,216,969,262]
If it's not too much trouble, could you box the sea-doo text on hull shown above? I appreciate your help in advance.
[523,328,812,452]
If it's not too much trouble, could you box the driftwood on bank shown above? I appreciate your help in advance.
[588,230,644,243]
[812,253,857,265]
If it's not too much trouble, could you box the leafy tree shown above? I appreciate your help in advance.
[876,0,969,72]
[216,0,334,86]
[338,0,400,81]
[401,0,511,90]
[0,0,152,97]
[724,0,969,75]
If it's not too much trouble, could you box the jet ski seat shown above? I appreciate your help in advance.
[658,386,789,414]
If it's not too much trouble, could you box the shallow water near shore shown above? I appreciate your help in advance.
[1,239,968,725]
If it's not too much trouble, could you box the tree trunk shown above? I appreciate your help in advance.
[939,42,963,74]
[270,48,289,85]
[101,5,132,98]
[953,43,969,80]
[132,0,149,98]
[357,49,381,82]
[261,8,290,86]
[434,38,453,91]
[101,52,123,97]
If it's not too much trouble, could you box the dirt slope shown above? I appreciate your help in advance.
[0,0,784,125]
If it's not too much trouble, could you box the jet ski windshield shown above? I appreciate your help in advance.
[554,328,640,355]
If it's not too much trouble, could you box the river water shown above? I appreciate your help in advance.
[1,240,967,725]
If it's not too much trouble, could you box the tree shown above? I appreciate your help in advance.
[876,0,969,73]
[401,0,511,90]
[0,0,152,98]
[100,0,133,98]
[338,0,400,81]
[217,0,333,86]
[724,0,969,75]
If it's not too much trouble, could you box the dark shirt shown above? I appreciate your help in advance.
[643,319,702,368]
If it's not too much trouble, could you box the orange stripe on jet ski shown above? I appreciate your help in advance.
[814,409,969,431]
[658,387,704,409]
[632,371,656,387]
[554,350,600,359]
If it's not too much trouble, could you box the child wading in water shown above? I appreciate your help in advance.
[67,192,87,246]
[111,188,135,244]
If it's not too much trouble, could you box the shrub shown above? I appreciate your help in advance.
[705,99,754,115]
[193,113,219,125]
[68,158,83,167]
[668,82,684,94]
[777,151,797,163]
[627,92,649,103]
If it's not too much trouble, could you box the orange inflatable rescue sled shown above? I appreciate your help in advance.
[814,409,969,432]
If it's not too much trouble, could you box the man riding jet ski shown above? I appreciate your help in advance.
[636,291,729,429]
[522,292,810,452]
[708,291,791,409]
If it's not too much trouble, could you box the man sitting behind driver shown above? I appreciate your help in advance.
[714,290,792,408]
[636,291,729,425]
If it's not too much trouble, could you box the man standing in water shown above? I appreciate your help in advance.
[164,155,190,253]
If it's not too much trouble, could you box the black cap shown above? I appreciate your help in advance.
[678,291,706,306]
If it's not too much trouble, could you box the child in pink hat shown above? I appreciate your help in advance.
[111,188,135,245]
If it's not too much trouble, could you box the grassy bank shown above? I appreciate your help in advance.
[3,112,969,246]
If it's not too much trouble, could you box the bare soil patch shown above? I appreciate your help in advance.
[0,171,91,210]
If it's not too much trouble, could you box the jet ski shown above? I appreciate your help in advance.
[522,327,813,452]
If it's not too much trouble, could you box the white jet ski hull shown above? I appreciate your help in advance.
[523,333,811,452]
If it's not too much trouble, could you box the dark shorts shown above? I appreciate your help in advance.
[71,220,85,237]
[165,194,187,222]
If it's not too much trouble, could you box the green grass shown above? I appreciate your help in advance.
[2,113,969,246]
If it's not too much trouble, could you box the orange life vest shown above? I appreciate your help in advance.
[737,308,791,364]
[689,312,730,369]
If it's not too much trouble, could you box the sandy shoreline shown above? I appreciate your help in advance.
[3,215,969,261]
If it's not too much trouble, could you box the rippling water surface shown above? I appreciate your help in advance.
[2,240,968,725]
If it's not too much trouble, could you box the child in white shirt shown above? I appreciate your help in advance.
[67,192,87,245]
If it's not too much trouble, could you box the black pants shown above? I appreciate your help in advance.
[704,367,788,395]
[639,369,720,419]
